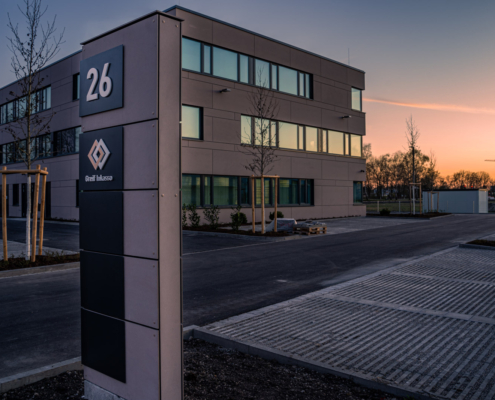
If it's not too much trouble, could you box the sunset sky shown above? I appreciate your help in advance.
[0,0,493,177]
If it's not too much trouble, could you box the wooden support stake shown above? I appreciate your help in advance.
[31,166,41,262]
[2,167,7,261]
[274,177,278,233]
[38,168,47,256]
[251,176,255,234]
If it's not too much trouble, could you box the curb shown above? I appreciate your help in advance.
[0,262,80,279]
[459,243,495,251]
[192,328,436,400]
[366,213,453,221]
[0,357,82,394]
[183,230,300,242]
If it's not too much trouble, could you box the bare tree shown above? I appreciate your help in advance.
[240,72,279,234]
[405,116,420,211]
[4,0,64,258]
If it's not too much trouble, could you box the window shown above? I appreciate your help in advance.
[350,134,362,157]
[278,122,298,150]
[254,118,271,146]
[241,115,252,144]
[255,178,272,206]
[345,133,350,155]
[12,184,19,206]
[240,177,250,205]
[298,126,304,150]
[352,88,362,111]
[54,127,80,156]
[182,105,202,139]
[278,66,298,96]
[180,38,313,99]
[321,130,328,153]
[204,176,211,206]
[305,127,318,152]
[182,174,201,206]
[73,74,80,100]
[300,180,313,205]
[182,38,201,72]
[213,176,238,206]
[353,181,363,203]
[327,131,343,155]
[39,134,52,158]
[279,179,299,205]
[0,86,51,125]
[255,59,270,88]
[213,47,238,81]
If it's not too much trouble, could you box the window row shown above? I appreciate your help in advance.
[241,116,363,157]
[182,174,314,207]
[0,127,81,164]
[182,38,312,99]
[0,87,52,125]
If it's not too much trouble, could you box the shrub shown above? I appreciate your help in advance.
[380,208,391,216]
[230,205,248,232]
[203,205,220,230]
[187,204,201,227]
[182,204,188,228]
[269,211,284,221]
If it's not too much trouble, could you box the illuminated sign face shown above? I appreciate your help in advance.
[79,127,123,190]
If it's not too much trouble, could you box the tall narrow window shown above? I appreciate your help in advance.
[278,66,298,96]
[254,118,270,146]
[299,73,305,97]
[321,130,328,153]
[351,88,362,111]
[241,115,252,144]
[204,176,211,206]
[182,174,201,206]
[73,74,80,100]
[300,179,307,204]
[271,64,278,90]
[203,45,211,74]
[305,74,311,98]
[345,133,350,155]
[298,126,305,150]
[182,38,201,72]
[255,59,270,88]
[350,134,362,157]
[305,127,318,152]
[182,105,202,139]
[353,182,363,203]
[240,177,250,205]
[239,55,249,83]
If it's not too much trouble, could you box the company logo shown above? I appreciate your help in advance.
[88,139,111,170]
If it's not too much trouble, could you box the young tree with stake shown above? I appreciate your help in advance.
[240,71,279,234]
[4,0,64,258]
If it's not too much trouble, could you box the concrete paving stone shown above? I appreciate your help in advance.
[202,246,495,399]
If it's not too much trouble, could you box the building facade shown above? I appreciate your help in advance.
[0,6,366,222]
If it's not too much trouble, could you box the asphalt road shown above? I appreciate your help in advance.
[1,215,495,379]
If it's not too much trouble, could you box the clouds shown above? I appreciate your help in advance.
[363,97,495,116]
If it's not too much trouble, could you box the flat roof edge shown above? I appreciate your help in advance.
[0,49,82,92]
[164,5,365,74]
[81,10,183,45]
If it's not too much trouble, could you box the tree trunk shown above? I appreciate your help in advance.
[25,174,31,259]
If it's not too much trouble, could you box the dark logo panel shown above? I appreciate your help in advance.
[82,309,126,383]
[79,126,123,191]
[80,45,124,117]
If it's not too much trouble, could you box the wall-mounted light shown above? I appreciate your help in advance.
[360,170,365,173]
[341,115,351,119]
[219,88,231,93]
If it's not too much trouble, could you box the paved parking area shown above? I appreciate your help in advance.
[203,246,495,400]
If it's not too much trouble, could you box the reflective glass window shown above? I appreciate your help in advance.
[213,176,238,206]
[241,115,252,144]
[328,130,344,155]
[279,178,299,205]
[345,133,350,155]
[271,64,278,89]
[278,66,298,95]
[298,126,304,150]
[254,118,270,146]
[351,134,362,157]
[182,105,202,139]
[305,127,318,152]
[182,38,201,72]
[321,130,328,153]
[239,54,249,83]
[351,88,362,111]
[203,45,211,74]
[182,175,201,206]
[255,59,270,88]
[213,47,238,81]
[299,73,304,96]
[305,74,310,98]
[204,176,211,205]
[278,122,297,150]
[240,177,250,205]
[353,181,363,203]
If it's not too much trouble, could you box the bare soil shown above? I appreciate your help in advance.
[2,339,400,400]
[0,253,79,272]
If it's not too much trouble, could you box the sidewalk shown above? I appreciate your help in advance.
[199,246,495,400]
[1,240,76,258]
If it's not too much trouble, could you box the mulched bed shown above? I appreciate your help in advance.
[183,226,290,237]
[468,240,495,247]
[367,212,451,219]
[0,253,80,272]
[2,339,400,400]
